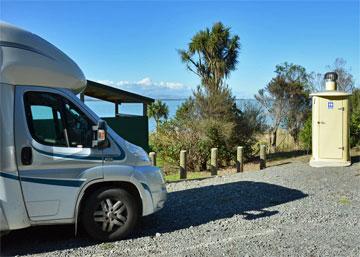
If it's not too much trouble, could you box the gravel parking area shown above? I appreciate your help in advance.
[1,160,360,257]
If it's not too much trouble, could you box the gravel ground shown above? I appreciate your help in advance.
[1,160,360,257]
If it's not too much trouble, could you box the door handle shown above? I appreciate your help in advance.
[21,146,33,165]
[104,157,113,162]
[317,121,325,124]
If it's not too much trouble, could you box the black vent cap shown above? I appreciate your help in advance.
[324,72,338,81]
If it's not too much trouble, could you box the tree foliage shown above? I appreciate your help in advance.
[255,62,311,151]
[275,63,311,143]
[326,58,355,92]
[309,72,324,92]
[255,76,289,152]
[151,22,266,170]
[310,58,355,93]
[178,22,240,92]
[258,63,312,145]
[350,88,360,147]
[350,88,360,113]
[147,100,169,130]
[299,115,312,153]
[275,62,311,86]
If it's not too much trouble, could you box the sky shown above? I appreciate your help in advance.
[1,0,359,99]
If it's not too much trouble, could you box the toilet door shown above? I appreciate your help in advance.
[318,98,343,159]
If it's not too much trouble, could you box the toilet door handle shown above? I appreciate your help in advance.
[317,121,325,124]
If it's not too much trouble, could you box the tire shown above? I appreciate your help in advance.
[82,187,139,241]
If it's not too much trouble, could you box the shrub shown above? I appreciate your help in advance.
[350,88,360,111]
[150,102,267,171]
[350,110,360,147]
[149,118,211,172]
[350,88,360,147]
[299,115,312,153]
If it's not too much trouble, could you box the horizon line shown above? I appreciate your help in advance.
[156,98,255,101]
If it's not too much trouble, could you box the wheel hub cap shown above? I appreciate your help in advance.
[93,198,128,232]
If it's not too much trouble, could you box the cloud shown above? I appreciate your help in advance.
[95,78,193,99]
[92,78,255,100]
[137,77,152,86]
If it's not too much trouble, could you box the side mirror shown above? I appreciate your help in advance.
[92,120,108,148]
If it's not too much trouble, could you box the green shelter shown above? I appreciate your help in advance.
[81,80,154,152]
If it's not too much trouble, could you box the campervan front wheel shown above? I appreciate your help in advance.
[82,187,139,241]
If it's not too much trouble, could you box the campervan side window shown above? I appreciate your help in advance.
[24,91,95,148]
[24,92,68,147]
[62,99,94,148]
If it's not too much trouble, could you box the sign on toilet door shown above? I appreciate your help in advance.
[328,101,334,109]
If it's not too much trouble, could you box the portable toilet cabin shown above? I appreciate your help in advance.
[309,72,352,167]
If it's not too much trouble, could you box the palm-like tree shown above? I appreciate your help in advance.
[147,100,169,130]
[178,22,240,92]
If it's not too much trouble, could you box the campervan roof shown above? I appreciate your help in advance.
[0,22,86,93]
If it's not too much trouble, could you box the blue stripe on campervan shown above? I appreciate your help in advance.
[0,172,85,187]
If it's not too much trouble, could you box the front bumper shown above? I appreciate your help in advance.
[133,166,167,216]
[150,183,167,212]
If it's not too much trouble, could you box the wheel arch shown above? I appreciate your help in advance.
[74,180,143,234]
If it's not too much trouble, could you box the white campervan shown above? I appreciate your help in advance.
[0,22,167,241]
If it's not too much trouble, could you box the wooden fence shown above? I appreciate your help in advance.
[149,144,267,179]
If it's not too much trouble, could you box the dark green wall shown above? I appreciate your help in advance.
[103,116,150,152]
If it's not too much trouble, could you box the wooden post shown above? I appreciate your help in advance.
[236,146,244,173]
[180,150,187,179]
[149,152,156,166]
[143,103,148,117]
[115,102,119,117]
[260,144,266,170]
[210,148,218,176]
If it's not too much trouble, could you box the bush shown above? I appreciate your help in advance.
[299,115,312,153]
[150,101,267,171]
[149,119,211,172]
[350,89,360,147]
[350,111,360,147]
[350,88,360,111]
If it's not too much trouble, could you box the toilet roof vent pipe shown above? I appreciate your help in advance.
[324,72,338,91]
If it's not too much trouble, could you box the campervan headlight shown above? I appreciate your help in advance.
[125,141,150,163]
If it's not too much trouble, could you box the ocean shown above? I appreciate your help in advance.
[85,99,258,132]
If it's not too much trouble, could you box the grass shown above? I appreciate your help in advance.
[256,128,303,153]
[267,150,308,162]
[339,196,351,205]
[100,242,114,250]
[165,171,210,182]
